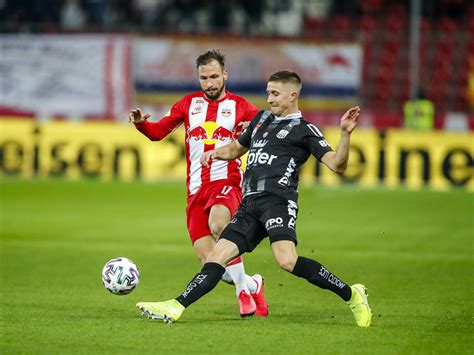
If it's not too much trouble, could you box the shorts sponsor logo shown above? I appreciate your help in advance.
[288,217,296,229]
[265,217,284,230]
[287,200,298,230]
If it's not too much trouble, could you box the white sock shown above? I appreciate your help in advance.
[226,257,251,296]
[224,269,258,294]
[221,270,233,284]
[246,275,257,294]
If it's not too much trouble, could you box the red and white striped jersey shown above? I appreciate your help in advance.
[135,90,259,196]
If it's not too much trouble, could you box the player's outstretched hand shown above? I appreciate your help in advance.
[340,106,360,134]
[128,108,151,124]
[234,121,250,137]
[237,120,251,130]
[200,150,217,168]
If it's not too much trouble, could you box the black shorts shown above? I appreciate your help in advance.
[220,192,299,254]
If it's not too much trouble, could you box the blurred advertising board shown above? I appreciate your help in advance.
[1,120,472,191]
[0,35,132,120]
[134,37,361,110]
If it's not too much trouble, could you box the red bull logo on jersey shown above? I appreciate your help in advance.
[187,121,235,145]
[221,108,231,117]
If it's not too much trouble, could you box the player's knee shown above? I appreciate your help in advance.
[276,255,297,272]
[209,221,226,239]
[205,241,236,265]
[206,249,221,264]
[197,254,207,265]
[195,250,209,265]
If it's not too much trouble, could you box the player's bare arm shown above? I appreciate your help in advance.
[201,140,249,168]
[321,106,360,173]
[128,108,151,124]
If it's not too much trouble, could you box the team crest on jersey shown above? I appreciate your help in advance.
[276,130,289,139]
[263,132,268,138]
[221,108,232,117]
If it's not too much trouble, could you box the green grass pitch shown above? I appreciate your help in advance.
[1,179,472,354]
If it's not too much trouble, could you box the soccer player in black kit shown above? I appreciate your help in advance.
[136,70,372,327]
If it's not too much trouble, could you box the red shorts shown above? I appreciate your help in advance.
[186,181,242,244]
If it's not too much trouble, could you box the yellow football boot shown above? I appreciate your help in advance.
[347,284,372,327]
[136,299,185,323]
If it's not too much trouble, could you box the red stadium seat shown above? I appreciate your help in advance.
[386,3,406,18]
[357,16,377,32]
[329,15,352,41]
[386,14,406,33]
[356,15,377,41]
[356,2,470,115]
[438,18,458,35]
[420,18,432,34]
[467,18,474,35]
[303,16,324,37]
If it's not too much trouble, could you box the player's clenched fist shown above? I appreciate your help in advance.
[128,108,151,124]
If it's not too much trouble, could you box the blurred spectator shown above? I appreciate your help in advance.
[132,0,161,31]
[83,0,107,28]
[60,0,86,30]
[422,0,468,19]
[303,0,331,19]
[1,0,472,34]
[404,89,435,130]
[211,0,231,32]
[261,0,304,36]
[0,0,471,118]
[241,0,264,33]
[31,0,61,30]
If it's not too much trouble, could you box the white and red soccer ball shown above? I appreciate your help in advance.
[101,257,140,295]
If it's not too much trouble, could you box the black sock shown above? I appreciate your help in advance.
[175,262,225,308]
[291,256,352,301]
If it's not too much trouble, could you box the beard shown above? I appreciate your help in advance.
[204,84,225,101]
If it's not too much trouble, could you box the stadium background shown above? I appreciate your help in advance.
[0,0,473,190]
[1,0,473,353]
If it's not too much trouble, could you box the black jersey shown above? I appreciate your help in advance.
[238,110,333,201]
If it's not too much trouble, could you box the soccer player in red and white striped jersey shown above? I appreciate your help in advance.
[129,50,268,317]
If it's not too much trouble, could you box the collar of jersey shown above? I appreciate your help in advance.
[274,111,302,121]
[202,90,230,105]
